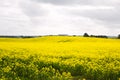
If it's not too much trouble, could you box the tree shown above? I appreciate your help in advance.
[83,33,89,37]
[118,34,120,39]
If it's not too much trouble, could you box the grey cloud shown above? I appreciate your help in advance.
[20,0,48,17]
[33,0,80,5]
[16,0,120,35]
[67,6,120,29]
[89,8,120,29]
[33,0,120,6]
[0,0,120,36]
[82,8,120,24]
[20,0,120,27]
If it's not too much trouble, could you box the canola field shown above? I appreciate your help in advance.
[0,36,120,80]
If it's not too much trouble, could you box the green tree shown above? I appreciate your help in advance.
[83,33,89,37]
[118,34,120,39]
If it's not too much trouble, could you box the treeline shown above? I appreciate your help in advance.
[0,33,120,39]
[83,33,120,39]
[118,34,120,39]
[0,36,37,38]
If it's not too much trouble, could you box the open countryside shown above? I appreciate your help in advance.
[0,36,120,80]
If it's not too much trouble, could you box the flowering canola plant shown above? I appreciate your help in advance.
[0,36,120,80]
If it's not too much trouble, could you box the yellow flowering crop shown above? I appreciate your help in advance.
[0,36,120,80]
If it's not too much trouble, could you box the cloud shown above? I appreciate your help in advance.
[20,0,48,17]
[33,0,120,6]
[0,0,120,36]
[67,6,119,23]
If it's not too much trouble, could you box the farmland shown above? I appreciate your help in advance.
[0,36,120,80]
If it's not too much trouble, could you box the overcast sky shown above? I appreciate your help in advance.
[0,0,120,36]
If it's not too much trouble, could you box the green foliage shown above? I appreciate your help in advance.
[118,34,120,39]
[0,56,72,80]
[83,33,89,37]
[1,55,120,80]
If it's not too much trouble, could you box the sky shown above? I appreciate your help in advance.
[0,0,120,36]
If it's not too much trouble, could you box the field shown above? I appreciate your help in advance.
[0,36,120,80]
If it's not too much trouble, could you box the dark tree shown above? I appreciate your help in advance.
[118,34,120,39]
[83,33,89,37]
